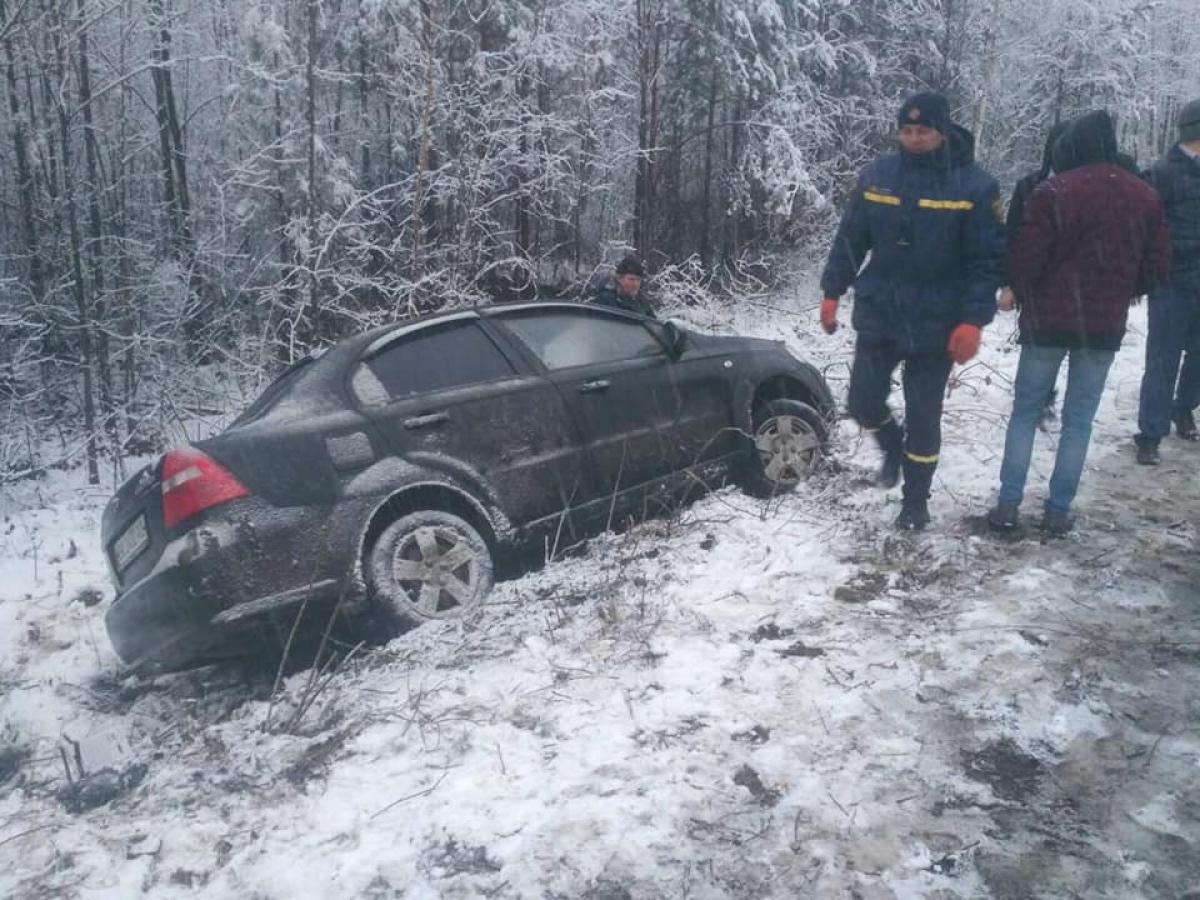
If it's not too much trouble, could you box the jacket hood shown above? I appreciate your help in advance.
[1051,111,1118,172]
[905,122,976,170]
[1038,121,1069,179]
[1168,142,1200,167]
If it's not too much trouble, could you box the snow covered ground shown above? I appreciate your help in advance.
[2,286,1199,899]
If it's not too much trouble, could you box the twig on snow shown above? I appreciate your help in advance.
[371,768,452,819]
[811,701,830,737]
[826,790,850,818]
[0,823,55,848]
[1142,729,1172,770]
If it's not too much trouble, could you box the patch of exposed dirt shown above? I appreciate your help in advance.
[961,738,1043,802]
[833,570,888,604]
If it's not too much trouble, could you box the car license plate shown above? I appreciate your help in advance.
[112,514,149,572]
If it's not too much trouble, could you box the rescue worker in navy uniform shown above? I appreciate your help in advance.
[820,92,1007,530]
[593,254,655,318]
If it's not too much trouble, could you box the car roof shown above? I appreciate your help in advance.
[359,301,642,358]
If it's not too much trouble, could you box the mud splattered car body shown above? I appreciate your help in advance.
[101,303,833,671]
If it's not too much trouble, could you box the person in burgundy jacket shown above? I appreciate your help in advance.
[987,110,1170,536]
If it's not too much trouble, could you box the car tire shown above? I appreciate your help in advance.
[365,510,494,626]
[740,398,828,497]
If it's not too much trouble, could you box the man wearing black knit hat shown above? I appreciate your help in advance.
[819,91,1006,531]
[593,253,655,318]
[1135,98,1200,463]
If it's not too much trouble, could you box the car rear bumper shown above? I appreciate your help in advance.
[104,502,365,671]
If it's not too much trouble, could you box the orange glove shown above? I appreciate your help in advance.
[820,297,839,334]
[948,323,981,364]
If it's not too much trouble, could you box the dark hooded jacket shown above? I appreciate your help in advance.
[820,123,1006,354]
[1009,111,1171,350]
[1146,143,1200,292]
[1006,122,1068,246]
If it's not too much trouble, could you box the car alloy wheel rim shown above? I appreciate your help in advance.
[389,526,482,618]
[755,414,819,485]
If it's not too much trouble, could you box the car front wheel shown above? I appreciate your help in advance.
[741,398,828,497]
[366,510,494,625]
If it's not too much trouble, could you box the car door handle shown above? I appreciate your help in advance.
[402,412,450,430]
[578,380,611,394]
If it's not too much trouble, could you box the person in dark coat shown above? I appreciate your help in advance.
[988,110,1170,535]
[820,91,1006,530]
[999,122,1071,423]
[1005,122,1069,248]
[1134,98,1200,464]
[592,254,655,317]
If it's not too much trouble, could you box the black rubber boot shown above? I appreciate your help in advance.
[875,419,904,488]
[896,457,935,531]
[1134,434,1160,466]
[1038,507,1074,538]
[987,501,1020,531]
[1174,410,1199,441]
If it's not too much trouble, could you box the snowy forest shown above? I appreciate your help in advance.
[6,3,1200,896]
[1,0,1199,484]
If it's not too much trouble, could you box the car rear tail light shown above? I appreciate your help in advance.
[160,447,249,528]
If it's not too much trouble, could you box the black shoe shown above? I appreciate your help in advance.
[875,420,903,488]
[1134,435,1160,465]
[987,502,1020,531]
[1174,410,1200,441]
[895,500,930,531]
[1038,508,1074,538]
[879,448,902,488]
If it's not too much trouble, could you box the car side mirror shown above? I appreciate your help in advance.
[659,320,687,359]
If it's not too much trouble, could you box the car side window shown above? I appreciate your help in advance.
[499,310,664,370]
[353,322,516,404]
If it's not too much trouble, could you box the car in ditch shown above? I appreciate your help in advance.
[101,302,835,671]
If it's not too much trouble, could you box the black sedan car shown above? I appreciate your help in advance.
[102,302,834,671]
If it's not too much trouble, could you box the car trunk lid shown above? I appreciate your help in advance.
[101,461,167,587]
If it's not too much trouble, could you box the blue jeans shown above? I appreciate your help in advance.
[1137,284,1200,440]
[998,344,1115,513]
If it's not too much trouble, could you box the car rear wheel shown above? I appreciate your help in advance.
[366,510,494,625]
[740,398,827,497]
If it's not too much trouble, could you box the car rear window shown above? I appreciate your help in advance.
[229,357,318,428]
[498,310,664,370]
[354,321,516,404]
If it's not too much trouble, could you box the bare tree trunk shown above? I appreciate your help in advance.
[633,0,662,256]
[148,0,191,258]
[357,17,370,185]
[411,0,436,283]
[699,58,719,269]
[303,0,321,340]
[117,0,136,466]
[1,0,45,306]
[514,68,533,260]
[972,0,1003,163]
[77,0,116,452]
[269,45,298,358]
[722,90,743,268]
[50,0,99,483]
